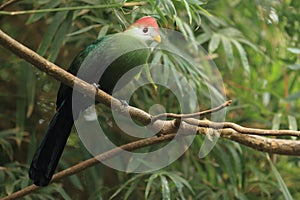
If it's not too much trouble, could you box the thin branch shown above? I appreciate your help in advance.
[184,118,300,137]
[0,2,147,15]
[0,0,22,10]
[152,100,232,121]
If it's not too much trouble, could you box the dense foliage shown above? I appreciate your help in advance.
[0,0,299,199]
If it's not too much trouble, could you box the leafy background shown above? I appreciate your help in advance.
[0,0,299,199]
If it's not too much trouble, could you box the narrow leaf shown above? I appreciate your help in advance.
[287,47,300,54]
[266,154,293,200]
[288,63,300,70]
[182,0,192,24]
[160,175,170,200]
[286,90,300,101]
[67,24,101,37]
[221,37,234,69]
[26,0,62,24]
[145,173,158,199]
[287,115,297,131]
[209,33,220,53]
[232,40,250,73]
[272,113,281,130]
[37,11,68,56]
[48,12,73,62]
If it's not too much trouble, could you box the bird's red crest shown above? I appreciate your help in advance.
[127,16,159,33]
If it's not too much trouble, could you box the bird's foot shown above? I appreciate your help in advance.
[92,83,101,90]
[155,132,163,137]
[119,100,129,112]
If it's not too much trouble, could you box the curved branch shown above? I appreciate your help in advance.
[184,118,300,137]
[0,2,147,15]
[152,100,232,121]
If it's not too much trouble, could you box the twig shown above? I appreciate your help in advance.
[152,100,232,121]
[184,119,300,137]
[0,0,21,10]
[0,2,147,15]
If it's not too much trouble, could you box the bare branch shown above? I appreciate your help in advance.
[0,2,147,15]
[0,0,22,10]
[184,118,300,137]
[152,100,232,121]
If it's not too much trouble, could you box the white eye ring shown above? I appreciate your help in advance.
[142,27,148,33]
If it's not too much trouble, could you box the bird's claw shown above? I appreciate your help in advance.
[92,83,101,89]
[119,100,129,112]
[155,132,163,137]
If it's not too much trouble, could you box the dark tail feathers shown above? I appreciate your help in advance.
[29,99,74,186]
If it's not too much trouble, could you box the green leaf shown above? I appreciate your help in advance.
[182,0,193,24]
[145,173,158,199]
[197,33,211,44]
[266,154,293,200]
[67,24,101,37]
[26,0,62,24]
[174,16,188,38]
[54,186,72,200]
[166,172,194,199]
[124,177,141,200]
[287,47,300,54]
[272,113,281,130]
[26,66,36,118]
[48,12,73,62]
[16,65,29,145]
[288,63,300,70]
[286,90,300,101]
[209,33,221,53]
[221,37,234,69]
[110,174,145,200]
[227,144,242,188]
[37,11,68,56]
[215,144,237,187]
[164,172,194,195]
[160,175,170,200]
[0,137,13,160]
[287,115,297,131]
[97,25,110,39]
[232,40,250,73]
[169,176,184,199]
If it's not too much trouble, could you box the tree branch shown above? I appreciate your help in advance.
[151,100,232,121]
[184,118,300,137]
[0,0,22,10]
[0,2,147,15]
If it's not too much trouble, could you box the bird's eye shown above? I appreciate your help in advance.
[142,27,148,33]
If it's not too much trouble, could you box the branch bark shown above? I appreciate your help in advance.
[0,28,300,199]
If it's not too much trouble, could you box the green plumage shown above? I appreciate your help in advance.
[29,33,150,186]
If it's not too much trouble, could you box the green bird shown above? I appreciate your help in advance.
[29,16,161,186]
